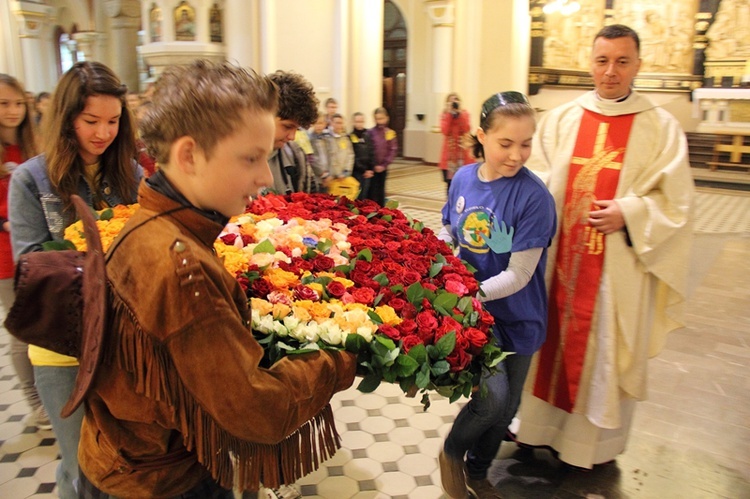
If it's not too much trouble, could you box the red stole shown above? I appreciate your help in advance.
[533,110,635,412]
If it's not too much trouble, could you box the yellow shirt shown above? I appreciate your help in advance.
[28,344,78,367]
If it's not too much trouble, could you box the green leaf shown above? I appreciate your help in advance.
[366,212,378,219]
[433,331,456,358]
[420,393,431,411]
[415,363,431,389]
[385,199,400,209]
[429,262,444,278]
[357,248,373,262]
[457,296,473,313]
[334,264,351,274]
[435,253,447,264]
[406,343,428,365]
[382,214,393,222]
[433,292,459,316]
[367,310,383,324]
[317,239,333,254]
[430,360,450,376]
[42,240,77,251]
[393,354,419,377]
[375,335,397,351]
[97,208,114,221]
[357,374,382,393]
[345,334,368,353]
[253,239,275,254]
[373,273,389,286]
[412,221,424,233]
[462,261,478,273]
[406,282,425,305]
[390,284,404,294]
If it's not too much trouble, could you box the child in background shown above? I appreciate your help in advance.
[76,60,355,498]
[328,113,354,180]
[0,74,45,432]
[350,112,373,200]
[308,112,333,190]
[365,107,398,206]
[9,61,142,499]
[323,97,338,131]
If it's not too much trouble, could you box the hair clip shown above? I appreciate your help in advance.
[480,91,530,126]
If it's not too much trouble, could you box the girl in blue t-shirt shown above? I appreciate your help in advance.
[437,92,556,499]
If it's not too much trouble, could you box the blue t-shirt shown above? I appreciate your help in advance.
[441,163,557,354]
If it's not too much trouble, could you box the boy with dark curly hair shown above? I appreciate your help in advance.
[266,70,324,194]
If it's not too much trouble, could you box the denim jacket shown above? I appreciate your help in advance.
[9,154,142,261]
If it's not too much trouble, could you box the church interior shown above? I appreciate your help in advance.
[0,0,748,497]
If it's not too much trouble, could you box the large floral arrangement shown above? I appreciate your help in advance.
[65,193,507,409]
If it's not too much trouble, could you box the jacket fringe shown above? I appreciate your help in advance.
[106,293,342,491]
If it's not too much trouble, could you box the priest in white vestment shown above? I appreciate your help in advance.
[518,24,695,469]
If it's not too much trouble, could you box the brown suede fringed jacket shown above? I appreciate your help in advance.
[79,182,356,497]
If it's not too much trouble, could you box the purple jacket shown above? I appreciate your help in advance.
[366,126,398,169]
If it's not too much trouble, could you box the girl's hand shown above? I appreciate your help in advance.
[374,165,385,173]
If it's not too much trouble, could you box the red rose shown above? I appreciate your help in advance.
[446,348,471,372]
[402,270,422,285]
[351,286,376,306]
[241,234,254,245]
[422,282,438,292]
[385,241,401,252]
[312,255,336,271]
[401,302,418,320]
[294,284,320,302]
[445,279,469,297]
[250,278,272,298]
[378,324,401,341]
[478,309,495,328]
[387,297,407,313]
[418,328,435,345]
[397,319,418,336]
[416,310,438,333]
[326,281,347,298]
[462,327,490,355]
[401,334,423,354]
[236,275,250,293]
[220,233,238,245]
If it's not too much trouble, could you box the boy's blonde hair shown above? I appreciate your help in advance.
[141,60,278,164]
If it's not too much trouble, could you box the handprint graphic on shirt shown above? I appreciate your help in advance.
[484,215,514,254]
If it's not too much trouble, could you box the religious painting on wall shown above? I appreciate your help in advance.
[174,1,196,41]
[210,3,223,43]
[149,3,162,43]
[529,0,713,94]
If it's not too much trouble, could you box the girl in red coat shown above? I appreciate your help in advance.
[439,93,473,195]
[0,73,45,429]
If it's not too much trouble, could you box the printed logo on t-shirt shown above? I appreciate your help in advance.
[456,206,514,255]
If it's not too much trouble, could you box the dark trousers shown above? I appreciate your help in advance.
[368,169,387,206]
[77,469,236,499]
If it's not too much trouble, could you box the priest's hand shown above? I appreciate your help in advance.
[589,199,625,234]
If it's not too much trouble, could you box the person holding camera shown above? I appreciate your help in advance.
[439,93,473,195]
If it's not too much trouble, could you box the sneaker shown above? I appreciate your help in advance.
[33,406,52,431]
[438,450,467,499]
[465,476,503,499]
[263,484,301,499]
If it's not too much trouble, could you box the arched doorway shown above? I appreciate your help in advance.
[383,0,407,156]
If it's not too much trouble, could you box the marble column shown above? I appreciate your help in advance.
[72,31,99,62]
[424,0,455,162]
[9,1,56,92]
[104,0,141,92]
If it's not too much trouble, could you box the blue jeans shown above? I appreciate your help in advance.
[444,353,532,480]
[34,365,84,499]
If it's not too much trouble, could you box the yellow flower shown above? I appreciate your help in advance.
[250,298,273,316]
[374,305,402,326]
[272,302,292,320]
[264,268,299,291]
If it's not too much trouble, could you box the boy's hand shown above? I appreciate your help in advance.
[374,165,385,173]
[364,170,374,179]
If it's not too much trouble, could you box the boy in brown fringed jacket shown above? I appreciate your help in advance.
[77,61,356,498]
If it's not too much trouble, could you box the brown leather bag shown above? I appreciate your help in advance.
[4,194,107,417]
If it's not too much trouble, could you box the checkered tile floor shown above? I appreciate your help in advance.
[0,161,748,498]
